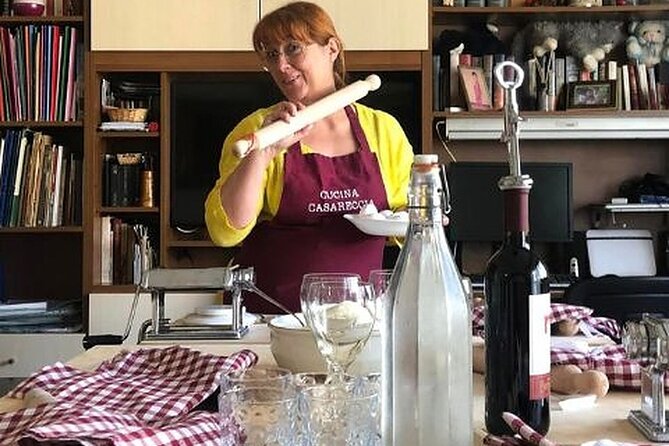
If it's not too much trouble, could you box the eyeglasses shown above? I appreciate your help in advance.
[261,41,310,68]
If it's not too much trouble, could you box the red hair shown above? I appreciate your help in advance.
[252,1,346,88]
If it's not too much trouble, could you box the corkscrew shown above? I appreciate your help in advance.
[623,315,669,441]
[494,61,533,190]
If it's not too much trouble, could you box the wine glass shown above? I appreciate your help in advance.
[301,278,376,383]
[368,269,393,319]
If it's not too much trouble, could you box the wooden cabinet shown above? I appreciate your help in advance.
[90,0,260,51]
[262,0,428,50]
[90,0,428,52]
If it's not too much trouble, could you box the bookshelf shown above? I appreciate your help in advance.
[0,2,87,308]
[430,4,669,276]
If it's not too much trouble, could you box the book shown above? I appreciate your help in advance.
[636,63,650,110]
[449,43,464,109]
[621,65,631,112]
[628,63,640,110]
[648,65,659,111]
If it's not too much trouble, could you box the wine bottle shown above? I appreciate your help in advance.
[484,61,551,436]
[484,176,551,435]
[382,154,472,445]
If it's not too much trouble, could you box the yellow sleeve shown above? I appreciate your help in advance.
[354,103,413,210]
[204,108,286,247]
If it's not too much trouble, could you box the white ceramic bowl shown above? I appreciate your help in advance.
[268,313,381,374]
[343,213,408,237]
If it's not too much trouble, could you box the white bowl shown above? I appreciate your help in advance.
[268,314,381,374]
[343,213,408,237]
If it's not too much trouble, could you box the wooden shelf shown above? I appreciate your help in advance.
[0,120,83,128]
[96,131,159,138]
[99,206,159,214]
[0,226,83,234]
[168,239,217,248]
[432,5,669,25]
[0,15,84,25]
[89,284,138,293]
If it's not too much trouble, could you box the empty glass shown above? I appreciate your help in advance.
[220,366,293,393]
[301,376,380,446]
[219,386,299,446]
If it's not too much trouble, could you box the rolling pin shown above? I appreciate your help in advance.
[233,74,382,158]
[473,345,610,397]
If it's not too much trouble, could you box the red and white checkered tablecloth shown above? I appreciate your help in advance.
[472,303,621,340]
[0,346,258,445]
[473,303,656,390]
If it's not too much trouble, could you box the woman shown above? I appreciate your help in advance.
[204,1,414,313]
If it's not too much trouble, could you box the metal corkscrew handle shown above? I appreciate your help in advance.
[494,61,524,179]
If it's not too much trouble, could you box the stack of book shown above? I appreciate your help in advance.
[0,128,82,228]
[0,299,81,333]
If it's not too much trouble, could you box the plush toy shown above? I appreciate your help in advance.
[510,21,560,63]
[512,20,625,73]
[434,22,506,58]
[563,20,625,72]
[626,21,667,67]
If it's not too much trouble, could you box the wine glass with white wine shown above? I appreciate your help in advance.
[301,277,376,383]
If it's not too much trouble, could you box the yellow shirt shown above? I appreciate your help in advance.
[205,102,414,247]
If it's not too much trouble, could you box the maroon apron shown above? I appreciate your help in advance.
[236,106,389,313]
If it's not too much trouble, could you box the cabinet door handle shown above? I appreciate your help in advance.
[0,358,15,367]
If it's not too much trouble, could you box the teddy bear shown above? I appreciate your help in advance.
[626,20,667,67]
[563,21,625,72]
[434,22,507,58]
[511,20,625,73]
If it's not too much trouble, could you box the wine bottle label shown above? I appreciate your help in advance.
[529,292,551,400]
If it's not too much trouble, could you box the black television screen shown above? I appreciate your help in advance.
[170,71,422,230]
[447,162,573,243]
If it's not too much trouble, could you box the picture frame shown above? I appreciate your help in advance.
[566,80,617,110]
[458,66,492,111]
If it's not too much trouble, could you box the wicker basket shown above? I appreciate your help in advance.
[106,107,148,122]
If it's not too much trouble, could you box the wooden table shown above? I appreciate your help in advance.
[0,326,660,445]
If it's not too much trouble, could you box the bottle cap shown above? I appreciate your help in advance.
[413,154,438,165]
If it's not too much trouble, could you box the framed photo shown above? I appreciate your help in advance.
[566,80,617,110]
[459,66,492,111]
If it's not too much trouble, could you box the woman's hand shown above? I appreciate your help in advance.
[260,101,313,159]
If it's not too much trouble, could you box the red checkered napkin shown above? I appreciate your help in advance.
[0,346,257,445]
[552,344,665,390]
[5,403,221,446]
[472,303,621,341]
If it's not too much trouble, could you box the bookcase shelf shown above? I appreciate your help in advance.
[0,226,83,234]
[98,207,159,214]
[96,131,159,138]
[0,121,83,128]
[432,5,669,25]
[0,2,87,310]
[0,16,84,25]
